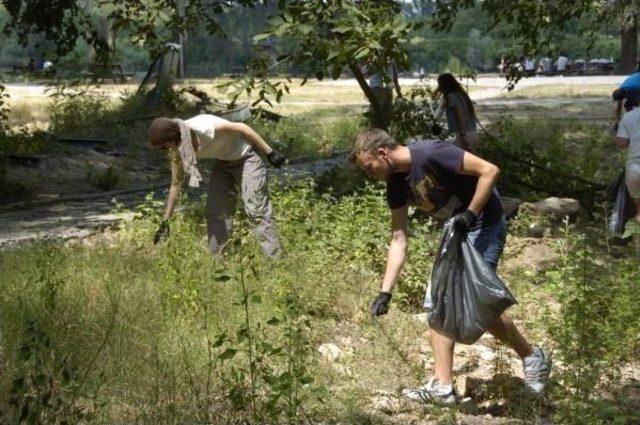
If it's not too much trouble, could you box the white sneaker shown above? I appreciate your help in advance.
[522,346,552,395]
[402,377,457,405]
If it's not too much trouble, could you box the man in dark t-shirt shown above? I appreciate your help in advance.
[349,129,551,405]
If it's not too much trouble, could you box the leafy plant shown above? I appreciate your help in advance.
[544,221,640,423]
[477,119,616,206]
[87,164,121,191]
[390,78,444,143]
[48,84,112,135]
[0,83,10,136]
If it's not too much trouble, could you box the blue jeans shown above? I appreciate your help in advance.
[466,216,508,271]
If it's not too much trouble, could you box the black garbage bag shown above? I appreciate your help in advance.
[426,219,517,345]
[607,169,637,235]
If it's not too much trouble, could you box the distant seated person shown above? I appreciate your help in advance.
[612,66,640,127]
[539,57,552,75]
[572,59,586,74]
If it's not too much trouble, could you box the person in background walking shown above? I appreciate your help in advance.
[367,59,403,130]
[436,73,479,152]
[148,114,285,258]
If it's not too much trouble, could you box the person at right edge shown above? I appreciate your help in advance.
[436,73,479,152]
[612,65,640,130]
[349,128,551,405]
[614,94,640,225]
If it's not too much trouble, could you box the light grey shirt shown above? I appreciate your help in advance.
[445,92,476,133]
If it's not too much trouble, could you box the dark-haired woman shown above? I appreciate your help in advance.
[436,73,479,152]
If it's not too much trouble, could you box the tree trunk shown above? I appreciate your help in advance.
[348,63,392,131]
[618,14,638,75]
[177,0,187,78]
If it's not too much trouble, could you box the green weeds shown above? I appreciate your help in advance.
[543,221,640,423]
[478,119,618,206]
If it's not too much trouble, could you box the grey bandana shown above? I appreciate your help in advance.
[174,118,202,187]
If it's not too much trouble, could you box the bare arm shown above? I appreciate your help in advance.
[614,99,623,124]
[215,121,273,155]
[614,137,630,149]
[458,152,500,215]
[163,150,184,220]
[381,206,409,293]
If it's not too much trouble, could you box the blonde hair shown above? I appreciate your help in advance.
[348,128,398,163]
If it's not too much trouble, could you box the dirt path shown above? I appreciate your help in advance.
[0,155,348,248]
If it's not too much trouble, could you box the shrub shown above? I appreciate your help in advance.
[478,119,617,206]
[544,223,640,423]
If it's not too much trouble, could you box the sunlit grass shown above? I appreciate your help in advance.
[499,83,613,99]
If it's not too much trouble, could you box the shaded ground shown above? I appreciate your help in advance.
[0,154,348,247]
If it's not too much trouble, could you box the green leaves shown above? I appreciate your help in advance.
[253,33,271,42]
[231,0,418,113]
[218,348,238,361]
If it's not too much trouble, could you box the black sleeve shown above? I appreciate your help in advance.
[386,173,408,209]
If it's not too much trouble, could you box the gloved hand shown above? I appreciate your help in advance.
[153,219,170,245]
[452,209,477,233]
[613,122,619,133]
[267,149,286,168]
[370,291,392,318]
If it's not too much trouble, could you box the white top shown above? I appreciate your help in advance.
[617,107,640,165]
[540,57,552,72]
[524,59,535,71]
[185,114,251,161]
[556,56,568,71]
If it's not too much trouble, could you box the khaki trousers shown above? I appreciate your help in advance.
[206,150,281,258]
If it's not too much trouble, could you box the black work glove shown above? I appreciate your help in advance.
[267,149,286,168]
[153,219,170,245]
[430,123,443,135]
[370,291,392,318]
[612,122,619,133]
[452,209,477,234]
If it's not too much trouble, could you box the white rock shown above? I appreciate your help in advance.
[412,313,428,325]
[370,392,400,414]
[475,345,496,361]
[525,197,581,219]
[318,343,341,362]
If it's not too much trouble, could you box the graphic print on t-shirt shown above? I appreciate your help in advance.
[410,172,463,219]
[386,140,502,228]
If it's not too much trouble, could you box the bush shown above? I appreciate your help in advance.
[477,119,618,206]
[47,85,113,136]
[249,112,364,158]
[87,164,121,191]
[543,224,640,423]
